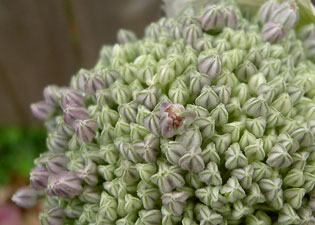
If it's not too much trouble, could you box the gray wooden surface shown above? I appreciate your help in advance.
[0,0,162,124]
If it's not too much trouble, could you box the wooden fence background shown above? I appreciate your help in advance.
[0,0,162,125]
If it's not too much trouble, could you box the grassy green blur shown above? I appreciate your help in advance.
[0,126,46,185]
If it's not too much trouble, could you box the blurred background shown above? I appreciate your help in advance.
[0,0,162,224]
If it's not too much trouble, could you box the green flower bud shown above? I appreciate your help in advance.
[162,191,189,216]
[151,163,185,193]
[231,200,253,220]
[212,85,231,105]
[98,164,115,181]
[178,146,205,173]
[124,194,142,214]
[246,117,266,138]
[221,177,246,202]
[161,205,182,225]
[277,133,299,154]
[302,172,315,193]
[114,160,139,184]
[283,168,305,188]
[271,93,293,116]
[195,85,220,110]
[39,207,65,225]
[244,183,266,206]
[243,95,269,118]
[277,203,301,225]
[222,49,245,71]
[230,30,248,50]
[267,144,293,169]
[117,29,137,44]
[239,130,257,150]
[136,105,160,136]
[244,48,263,68]
[199,162,222,186]
[232,165,254,189]
[195,186,219,206]
[258,0,280,24]
[211,133,231,155]
[189,70,211,95]
[136,210,162,225]
[137,181,160,210]
[202,142,220,165]
[259,177,282,202]
[175,126,202,149]
[210,103,229,126]
[225,143,248,170]
[284,188,306,209]
[133,134,159,163]
[111,80,131,105]
[65,199,83,219]
[97,105,119,128]
[262,22,285,43]
[248,73,267,95]
[290,125,314,148]
[195,203,224,225]
[213,38,231,53]
[194,34,213,51]
[236,60,257,82]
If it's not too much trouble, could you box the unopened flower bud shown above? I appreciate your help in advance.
[73,119,98,143]
[221,177,246,202]
[262,22,285,43]
[266,144,293,168]
[225,143,248,170]
[243,95,269,118]
[200,5,224,33]
[258,0,280,24]
[31,101,55,120]
[39,207,65,225]
[48,171,83,198]
[162,192,189,216]
[198,52,222,80]
[178,146,205,172]
[210,103,229,126]
[47,131,69,152]
[236,60,257,82]
[12,186,38,208]
[277,203,300,224]
[271,0,299,31]
[30,166,50,190]
[117,29,137,44]
[43,85,62,105]
[63,106,89,127]
[78,160,98,186]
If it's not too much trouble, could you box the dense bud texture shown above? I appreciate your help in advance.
[15,0,315,224]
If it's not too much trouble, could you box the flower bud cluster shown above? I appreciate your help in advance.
[12,0,315,224]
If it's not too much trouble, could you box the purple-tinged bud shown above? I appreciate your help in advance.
[77,160,98,186]
[84,72,105,94]
[262,22,285,43]
[258,0,280,24]
[76,69,89,91]
[222,7,237,29]
[198,54,222,80]
[43,85,62,105]
[200,5,224,33]
[47,131,69,152]
[60,89,84,109]
[47,171,83,198]
[63,106,89,127]
[270,0,299,31]
[12,186,38,208]
[73,119,98,143]
[30,166,50,190]
[31,101,55,120]
[46,154,69,174]
[39,207,65,225]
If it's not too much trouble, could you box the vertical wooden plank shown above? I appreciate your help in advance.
[0,0,77,124]
[71,0,162,68]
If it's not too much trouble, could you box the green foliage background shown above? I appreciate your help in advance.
[0,126,45,185]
